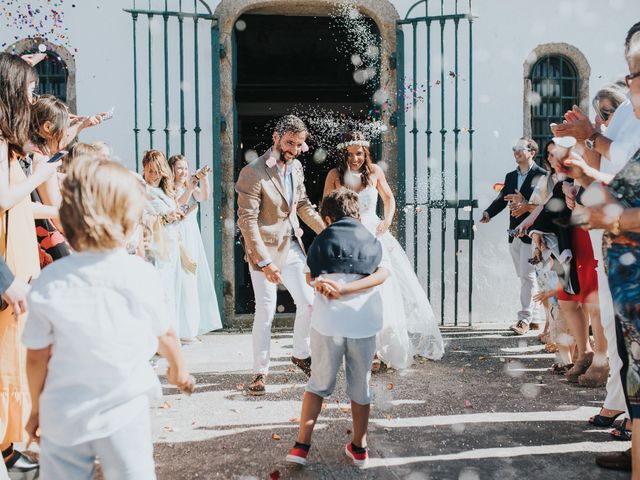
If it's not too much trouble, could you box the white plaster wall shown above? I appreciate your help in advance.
[2,0,639,323]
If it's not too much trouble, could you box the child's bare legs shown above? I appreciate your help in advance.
[351,401,370,448]
[539,299,550,341]
[556,340,573,365]
[296,392,324,445]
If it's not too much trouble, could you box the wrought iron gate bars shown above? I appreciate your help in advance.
[125,0,224,318]
[396,0,476,325]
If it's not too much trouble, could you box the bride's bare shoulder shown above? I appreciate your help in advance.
[325,168,340,184]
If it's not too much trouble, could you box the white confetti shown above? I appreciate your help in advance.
[244,149,258,163]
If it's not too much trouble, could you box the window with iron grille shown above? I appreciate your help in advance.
[530,55,578,162]
[31,50,68,102]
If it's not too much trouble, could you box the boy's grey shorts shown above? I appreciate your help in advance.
[306,328,377,405]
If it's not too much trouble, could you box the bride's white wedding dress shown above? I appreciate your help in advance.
[356,184,445,368]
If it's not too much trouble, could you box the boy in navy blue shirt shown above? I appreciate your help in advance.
[286,188,389,468]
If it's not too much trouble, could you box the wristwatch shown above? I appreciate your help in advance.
[585,131,601,151]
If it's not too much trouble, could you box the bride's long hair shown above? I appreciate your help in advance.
[337,131,374,188]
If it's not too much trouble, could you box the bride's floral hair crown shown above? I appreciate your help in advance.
[336,139,370,150]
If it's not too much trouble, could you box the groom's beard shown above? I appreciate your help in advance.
[280,149,296,164]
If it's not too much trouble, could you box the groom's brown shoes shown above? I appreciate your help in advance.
[292,356,312,377]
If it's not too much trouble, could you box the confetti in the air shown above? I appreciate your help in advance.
[1,0,75,53]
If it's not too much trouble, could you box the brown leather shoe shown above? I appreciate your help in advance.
[595,448,631,471]
[510,320,530,335]
[565,352,594,383]
[578,363,609,388]
[292,356,312,377]
[246,374,266,396]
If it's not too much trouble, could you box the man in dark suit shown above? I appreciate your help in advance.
[481,138,547,335]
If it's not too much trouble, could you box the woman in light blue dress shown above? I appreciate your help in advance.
[169,155,223,342]
[142,150,183,336]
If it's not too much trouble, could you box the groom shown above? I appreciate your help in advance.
[236,115,325,396]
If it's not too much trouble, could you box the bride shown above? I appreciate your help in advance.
[322,131,444,370]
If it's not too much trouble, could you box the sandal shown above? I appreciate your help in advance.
[610,420,632,441]
[545,343,558,353]
[549,363,573,375]
[589,411,624,428]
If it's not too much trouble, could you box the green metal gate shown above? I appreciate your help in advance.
[125,0,223,317]
[395,0,476,326]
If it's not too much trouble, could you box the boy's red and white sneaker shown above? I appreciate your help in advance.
[286,446,309,466]
[344,443,369,467]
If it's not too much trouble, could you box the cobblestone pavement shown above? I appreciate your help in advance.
[150,324,629,480]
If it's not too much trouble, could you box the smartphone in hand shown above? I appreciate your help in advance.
[101,107,115,121]
[48,150,67,163]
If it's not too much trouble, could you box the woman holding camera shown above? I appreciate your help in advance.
[169,155,222,342]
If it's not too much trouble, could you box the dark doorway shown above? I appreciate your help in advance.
[234,13,379,314]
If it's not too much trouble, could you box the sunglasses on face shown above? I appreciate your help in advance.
[594,102,616,122]
[512,147,531,153]
[625,70,640,88]
[600,108,616,122]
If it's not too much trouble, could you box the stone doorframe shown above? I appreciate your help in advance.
[214,0,401,322]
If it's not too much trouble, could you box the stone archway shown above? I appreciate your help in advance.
[215,0,401,321]
[522,42,591,138]
[6,38,77,114]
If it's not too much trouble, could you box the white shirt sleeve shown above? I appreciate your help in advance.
[22,288,54,349]
[608,138,640,171]
[602,100,640,173]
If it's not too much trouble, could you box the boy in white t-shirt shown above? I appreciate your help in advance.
[286,188,389,468]
[22,156,195,480]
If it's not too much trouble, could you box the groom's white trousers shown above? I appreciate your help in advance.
[249,241,313,375]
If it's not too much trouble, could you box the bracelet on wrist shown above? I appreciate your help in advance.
[610,215,622,236]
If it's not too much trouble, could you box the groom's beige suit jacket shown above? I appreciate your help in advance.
[235,149,325,271]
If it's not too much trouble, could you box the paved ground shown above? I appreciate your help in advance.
[150,324,629,480]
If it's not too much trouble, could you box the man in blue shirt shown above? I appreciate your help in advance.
[236,115,325,396]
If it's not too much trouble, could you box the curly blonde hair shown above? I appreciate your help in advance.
[60,156,145,251]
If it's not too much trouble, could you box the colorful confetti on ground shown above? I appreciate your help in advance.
[1,0,75,53]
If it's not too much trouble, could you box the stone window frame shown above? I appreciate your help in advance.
[5,38,77,114]
[523,42,590,139]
